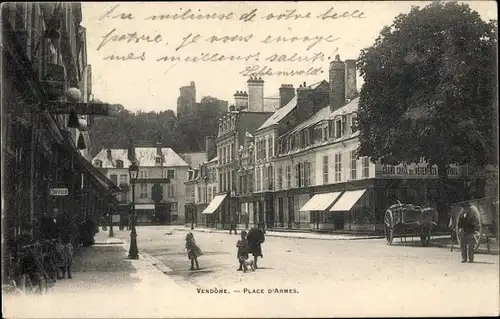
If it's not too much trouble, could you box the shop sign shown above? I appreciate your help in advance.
[376,163,462,178]
[49,188,69,196]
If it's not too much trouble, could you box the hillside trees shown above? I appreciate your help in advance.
[88,96,227,156]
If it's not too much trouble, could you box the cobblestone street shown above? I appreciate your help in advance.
[3,226,499,317]
[119,226,499,317]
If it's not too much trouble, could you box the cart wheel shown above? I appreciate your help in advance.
[456,205,483,251]
[384,210,394,245]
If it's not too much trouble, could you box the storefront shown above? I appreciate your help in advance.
[201,194,227,228]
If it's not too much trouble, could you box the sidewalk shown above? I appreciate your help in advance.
[391,235,500,255]
[2,232,196,318]
[174,226,384,241]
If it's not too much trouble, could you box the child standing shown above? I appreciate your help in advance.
[185,232,202,270]
[57,236,74,279]
[236,231,248,271]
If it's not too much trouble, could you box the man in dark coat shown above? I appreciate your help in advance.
[457,204,479,263]
[41,208,59,240]
[229,217,238,235]
[247,222,266,269]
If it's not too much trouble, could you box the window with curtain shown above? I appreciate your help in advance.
[334,153,342,182]
[140,184,148,198]
[335,119,343,138]
[286,165,292,189]
[350,150,357,180]
[304,162,311,186]
[362,157,370,178]
[277,166,283,190]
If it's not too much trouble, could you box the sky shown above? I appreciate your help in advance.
[81,1,497,113]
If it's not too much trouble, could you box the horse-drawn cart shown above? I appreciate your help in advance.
[384,202,439,246]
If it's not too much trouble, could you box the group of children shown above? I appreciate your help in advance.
[185,226,265,273]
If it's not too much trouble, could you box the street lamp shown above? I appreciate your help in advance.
[128,161,139,259]
[108,207,114,238]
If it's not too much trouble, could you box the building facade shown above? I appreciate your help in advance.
[92,146,190,225]
[2,3,120,282]
[193,55,487,234]
[251,55,483,233]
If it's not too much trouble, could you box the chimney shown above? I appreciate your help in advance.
[296,85,314,123]
[247,77,264,112]
[329,54,346,112]
[234,91,248,110]
[345,59,357,101]
[279,84,295,108]
[107,148,112,160]
[205,136,216,161]
[127,143,136,162]
[156,141,162,157]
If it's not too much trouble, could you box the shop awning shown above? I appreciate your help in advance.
[202,194,227,214]
[299,192,342,211]
[330,189,367,212]
[135,204,155,210]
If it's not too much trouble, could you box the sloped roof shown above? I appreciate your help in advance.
[287,97,359,136]
[179,152,207,168]
[257,95,298,131]
[93,147,189,168]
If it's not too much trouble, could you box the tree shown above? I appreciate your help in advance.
[356,2,497,216]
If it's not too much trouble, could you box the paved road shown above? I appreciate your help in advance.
[115,226,499,317]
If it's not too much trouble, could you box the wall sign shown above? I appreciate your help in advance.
[49,188,69,196]
[376,163,463,178]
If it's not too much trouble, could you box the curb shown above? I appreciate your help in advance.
[173,227,384,241]
[119,238,175,274]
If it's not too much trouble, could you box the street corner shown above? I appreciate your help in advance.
[139,252,174,275]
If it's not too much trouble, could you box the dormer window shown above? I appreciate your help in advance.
[335,118,343,138]
[155,156,162,164]
[94,160,102,168]
[115,160,123,168]
[322,123,329,141]
[350,114,357,134]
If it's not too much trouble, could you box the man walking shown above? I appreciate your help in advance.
[229,216,238,235]
[457,203,479,263]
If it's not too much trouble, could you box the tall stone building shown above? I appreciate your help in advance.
[176,81,196,116]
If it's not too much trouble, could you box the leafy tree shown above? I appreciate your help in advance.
[356,2,497,215]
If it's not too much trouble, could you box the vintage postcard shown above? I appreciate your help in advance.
[1,1,499,318]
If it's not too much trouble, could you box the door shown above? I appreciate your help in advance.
[278,197,284,226]
[288,196,294,229]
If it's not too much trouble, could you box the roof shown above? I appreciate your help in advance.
[179,152,207,168]
[93,147,189,168]
[263,96,280,112]
[258,95,298,131]
[287,97,359,136]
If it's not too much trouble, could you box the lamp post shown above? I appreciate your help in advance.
[191,204,195,230]
[108,207,114,237]
[128,161,139,259]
